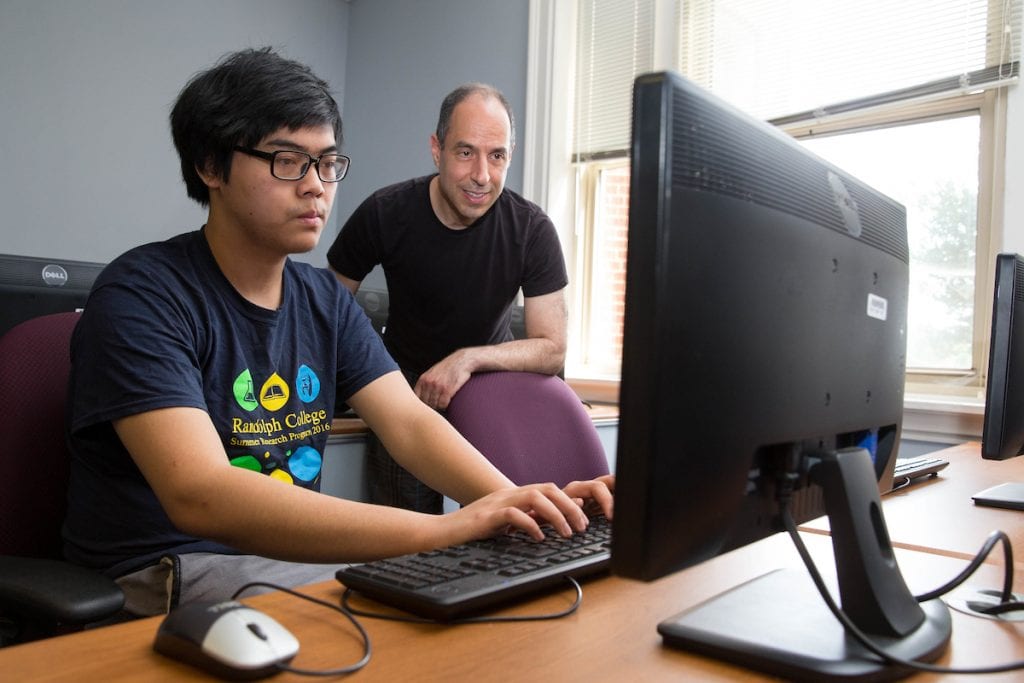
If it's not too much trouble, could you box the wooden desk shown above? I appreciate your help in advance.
[2,532,1022,681]
[804,442,1024,564]
[3,441,1024,681]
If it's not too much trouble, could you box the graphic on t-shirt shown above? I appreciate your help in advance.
[295,364,321,403]
[289,446,322,481]
[230,454,262,472]
[233,370,259,411]
[270,468,294,484]
[259,373,290,411]
[227,363,328,486]
[229,446,323,485]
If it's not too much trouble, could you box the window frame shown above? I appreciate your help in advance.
[780,90,1007,396]
[524,0,1012,410]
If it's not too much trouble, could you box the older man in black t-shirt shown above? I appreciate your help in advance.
[328,83,568,513]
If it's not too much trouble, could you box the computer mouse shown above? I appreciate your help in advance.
[153,600,299,680]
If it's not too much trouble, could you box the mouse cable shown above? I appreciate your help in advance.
[780,505,1024,676]
[339,575,583,625]
[232,581,372,676]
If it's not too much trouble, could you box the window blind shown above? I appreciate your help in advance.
[573,0,1021,158]
[573,0,656,160]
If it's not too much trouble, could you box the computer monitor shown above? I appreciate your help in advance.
[610,71,950,679]
[982,253,1024,461]
[973,253,1024,510]
[0,253,104,339]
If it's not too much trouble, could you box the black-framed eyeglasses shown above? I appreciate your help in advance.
[233,146,350,182]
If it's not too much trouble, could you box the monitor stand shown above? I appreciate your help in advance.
[657,448,952,681]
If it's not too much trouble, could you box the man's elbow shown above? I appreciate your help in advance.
[330,267,361,295]
[154,481,229,541]
[162,496,218,539]
[541,337,567,375]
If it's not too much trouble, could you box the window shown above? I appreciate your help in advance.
[576,160,630,376]
[798,111,983,373]
[526,0,1020,394]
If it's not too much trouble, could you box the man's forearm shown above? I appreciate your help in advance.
[453,337,565,376]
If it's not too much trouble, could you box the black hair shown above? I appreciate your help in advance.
[435,83,515,150]
[170,47,341,205]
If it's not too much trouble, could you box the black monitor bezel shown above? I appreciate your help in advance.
[982,253,1024,460]
[0,253,105,339]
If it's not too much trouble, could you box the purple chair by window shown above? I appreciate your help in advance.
[445,371,610,488]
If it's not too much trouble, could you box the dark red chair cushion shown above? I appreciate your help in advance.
[0,312,80,559]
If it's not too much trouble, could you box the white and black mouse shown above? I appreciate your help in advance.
[153,600,299,680]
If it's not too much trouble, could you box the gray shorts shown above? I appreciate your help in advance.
[115,553,340,617]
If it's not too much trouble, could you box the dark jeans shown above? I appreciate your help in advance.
[365,430,444,514]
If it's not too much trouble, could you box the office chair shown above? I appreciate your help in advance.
[0,312,124,645]
[445,371,610,488]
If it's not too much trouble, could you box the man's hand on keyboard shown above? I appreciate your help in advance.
[564,473,614,519]
[448,476,614,544]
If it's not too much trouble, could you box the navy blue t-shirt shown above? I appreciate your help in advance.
[63,230,397,576]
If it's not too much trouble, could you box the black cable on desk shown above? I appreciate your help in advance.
[780,506,1024,676]
[913,529,1015,605]
[231,581,372,676]
[340,575,583,625]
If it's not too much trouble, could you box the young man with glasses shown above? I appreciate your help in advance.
[63,48,612,616]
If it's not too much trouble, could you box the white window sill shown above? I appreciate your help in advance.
[567,377,986,447]
[901,392,984,444]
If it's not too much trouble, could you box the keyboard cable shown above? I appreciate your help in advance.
[339,576,583,625]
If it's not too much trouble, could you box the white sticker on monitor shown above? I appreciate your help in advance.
[866,293,888,321]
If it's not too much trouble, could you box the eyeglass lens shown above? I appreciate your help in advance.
[272,151,349,182]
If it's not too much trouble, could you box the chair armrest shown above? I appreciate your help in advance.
[0,555,124,625]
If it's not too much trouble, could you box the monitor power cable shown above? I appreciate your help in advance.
[779,505,1024,676]
[913,529,1016,609]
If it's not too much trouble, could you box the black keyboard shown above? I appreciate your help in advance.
[893,455,949,482]
[336,515,612,621]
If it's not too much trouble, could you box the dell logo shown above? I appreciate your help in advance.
[827,170,863,238]
[41,264,69,287]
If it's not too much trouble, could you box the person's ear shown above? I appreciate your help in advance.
[195,159,224,190]
[429,134,441,169]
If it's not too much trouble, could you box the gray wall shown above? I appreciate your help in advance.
[0,0,350,266]
[0,0,529,275]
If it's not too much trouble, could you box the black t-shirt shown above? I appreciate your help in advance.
[328,175,568,378]
[63,230,398,575]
